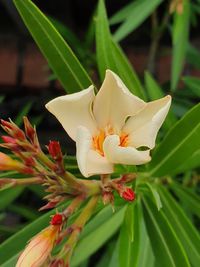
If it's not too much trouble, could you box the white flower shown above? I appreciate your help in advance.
[46,70,171,177]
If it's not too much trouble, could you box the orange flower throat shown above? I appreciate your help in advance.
[93,128,129,156]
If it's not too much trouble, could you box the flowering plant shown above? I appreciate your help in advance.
[0,0,199,267]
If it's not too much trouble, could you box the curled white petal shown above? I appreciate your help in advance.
[76,126,113,177]
[45,86,97,141]
[123,95,171,149]
[93,70,146,132]
[103,135,151,165]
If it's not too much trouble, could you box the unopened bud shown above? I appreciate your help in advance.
[1,136,17,144]
[51,214,63,226]
[48,141,62,161]
[16,220,61,267]
[1,119,25,140]
[102,191,114,205]
[122,188,135,202]
[0,152,24,171]
[23,117,36,143]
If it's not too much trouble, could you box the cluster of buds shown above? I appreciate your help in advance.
[102,174,136,206]
[0,117,136,266]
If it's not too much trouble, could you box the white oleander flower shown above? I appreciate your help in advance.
[46,70,171,177]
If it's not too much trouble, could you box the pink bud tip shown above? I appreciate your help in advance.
[1,136,17,144]
[122,188,135,202]
[51,214,63,225]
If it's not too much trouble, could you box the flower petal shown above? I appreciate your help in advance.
[93,70,146,132]
[76,126,113,177]
[45,86,97,140]
[103,135,151,165]
[123,96,171,149]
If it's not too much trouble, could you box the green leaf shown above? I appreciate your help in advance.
[108,241,120,267]
[172,149,200,174]
[186,44,200,69]
[110,1,142,25]
[171,0,190,91]
[124,204,134,242]
[96,0,146,100]
[144,183,162,211]
[112,0,163,42]
[118,201,141,267]
[171,184,200,218]
[158,186,200,267]
[144,71,177,130]
[71,206,126,267]
[148,103,200,176]
[137,211,155,267]
[142,196,191,267]
[183,76,200,97]
[0,207,57,265]
[0,187,24,211]
[13,0,92,93]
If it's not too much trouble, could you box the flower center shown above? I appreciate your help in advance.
[92,127,129,156]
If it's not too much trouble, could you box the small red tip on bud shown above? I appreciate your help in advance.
[122,188,135,202]
[48,141,62,161]
[51,214,63,225]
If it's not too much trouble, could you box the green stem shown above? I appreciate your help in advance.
[58,196,99,264]
[0,177,42,188]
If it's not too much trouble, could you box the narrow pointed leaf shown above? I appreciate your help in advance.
[71,206,126,267]
[171,184,200,218]
[118,202,140,267]
[144,183,162,211]
[142,196,191,267]
[171,0,190,91]
[96,0,146,99]
[158,186,200,267]
[112,0,163,42]
[13,0,92,93]
[148,103,200,176]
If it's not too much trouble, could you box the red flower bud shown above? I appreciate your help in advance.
[122,188,135,202]
[48,141,62,161]
[1,119,13,129]
[1,136,17,144]
[51,214,63,225]
[1,119,25,140]
[23,117,35,141]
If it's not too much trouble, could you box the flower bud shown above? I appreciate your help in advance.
[102,191,114,205]
[23,116,37,144]
[1,119,25,140]
[0,152,23,171]
[48,141,63,161]
[51,214,63,226]
[1,136,17,144]
[16,224,61,267]
[122,188,135,202]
